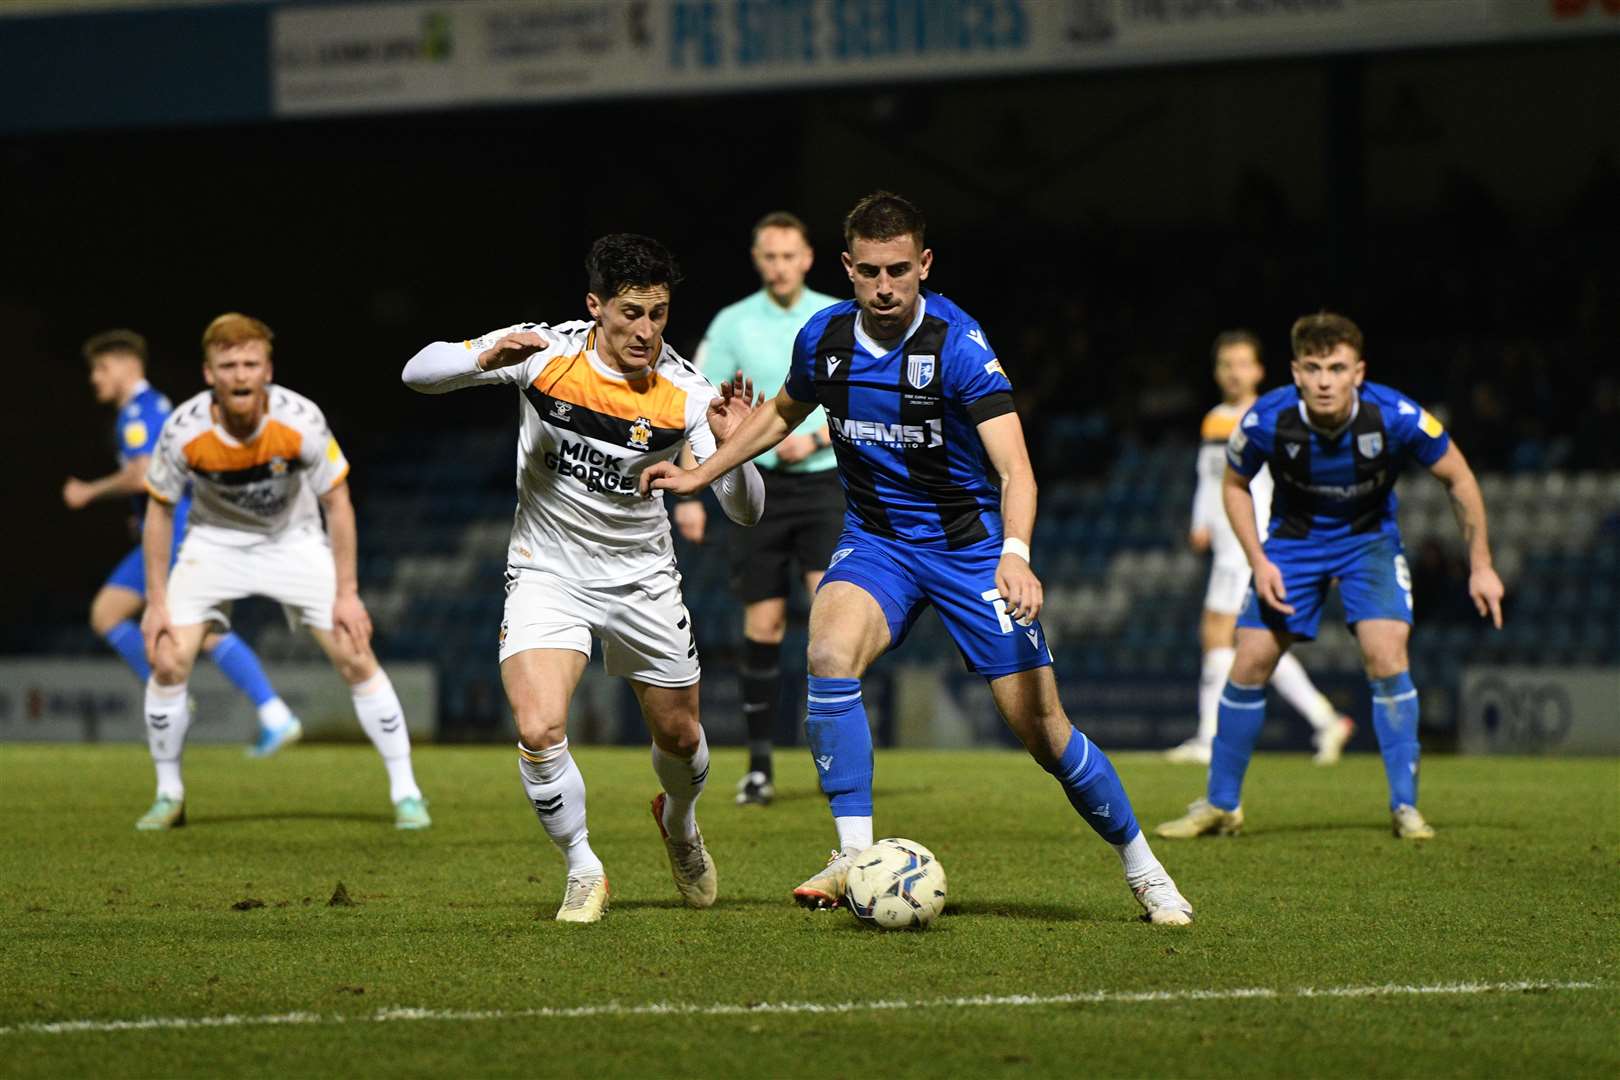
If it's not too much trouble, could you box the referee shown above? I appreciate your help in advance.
[681,211,841,805]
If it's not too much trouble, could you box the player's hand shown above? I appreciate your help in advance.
[775,433,816,464]
[477,331,548,372]
[333,591,374,651]
[1470,564,1505,629]
[672,499,707,543]
[1188,526,1211,554]
[708,370,764,445]
[640,460,704,498]
[996,553,1043,625]
[1254,558,1295,615]
[140,600,174,664]
[62,477,93,510]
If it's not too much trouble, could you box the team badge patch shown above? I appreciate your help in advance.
[122,421,148,449]
[269,456,289,477]
[1357,432,1384,458]
[907,355,936,389]
[1418,409,1444,437]
[627,416,653,451]
[984,358,1007,380]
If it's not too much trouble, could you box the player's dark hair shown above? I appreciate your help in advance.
[1291,312,1364,360]
[1212,329,1262,364]
[585,233,683,300]
[82,328,148,366]
[843,191,926,249]
[752,211,811,246]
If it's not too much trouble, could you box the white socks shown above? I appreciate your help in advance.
[835,816,874,857]
[258,697,295,732]
[1270,652,1338,731]
[1113,829,1166,888]
[350,671,420,803]
[518,739,603,878]
[651,728,710,843]
[1197,646,1236,744]
[144,679,191,800]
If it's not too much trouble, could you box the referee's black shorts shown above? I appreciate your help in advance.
[726,467,845,604]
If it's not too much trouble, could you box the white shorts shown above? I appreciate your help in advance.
[499,565,700,688]
[167,526,336,630]
[1204,558,1252,616]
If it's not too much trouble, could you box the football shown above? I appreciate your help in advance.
[844,837,948,930]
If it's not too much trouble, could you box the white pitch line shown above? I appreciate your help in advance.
[0,980,1600,1038]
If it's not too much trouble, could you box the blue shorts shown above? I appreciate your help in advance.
[1238,532,1413,641]
[102,516,188,598]
[818,529,1054,679]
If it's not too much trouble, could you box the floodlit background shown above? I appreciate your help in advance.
[2,0,1616,754]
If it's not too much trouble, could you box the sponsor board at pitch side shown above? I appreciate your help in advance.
[0,659,438,742]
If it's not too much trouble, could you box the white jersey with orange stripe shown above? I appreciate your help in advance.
[1192,401,1273,561]
[145,385,350,546]
[403,320,762,587]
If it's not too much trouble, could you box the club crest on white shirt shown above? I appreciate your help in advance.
[1357,432,1383,458]
[627,416,653,451]
[907,354,936,389]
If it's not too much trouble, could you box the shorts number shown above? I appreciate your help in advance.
[980,589,1014,634]
[1394,554,1412,593]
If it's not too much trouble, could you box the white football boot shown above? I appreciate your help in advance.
[792,850,854,910]
[555,874,610,923]
[1391,804,1435,840]
[1154,797,1244,839]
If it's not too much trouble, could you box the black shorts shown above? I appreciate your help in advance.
[727,467,846,604]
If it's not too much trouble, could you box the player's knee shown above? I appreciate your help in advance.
[512,704,566,750]
[1362,646,1408,681]
[151,647,192,685]
[806,636,864,679]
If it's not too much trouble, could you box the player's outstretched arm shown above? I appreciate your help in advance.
[1428,442,1504,628]
[640,386,812,498]
[1223,466,1293,615]
[401,331,548,394]
[977,411,1042,625]
[63,456,149,510]
[319,482,374,649]
[139,497,177,659]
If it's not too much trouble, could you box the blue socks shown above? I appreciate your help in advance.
[1208,681,1267,811]
[1370,671,1421,810]
[804,676,873,817]
[1043,727,1140,846]
[104,619,151,682]
[205,632,277,707]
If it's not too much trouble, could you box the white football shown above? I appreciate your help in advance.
[845,837,948,930]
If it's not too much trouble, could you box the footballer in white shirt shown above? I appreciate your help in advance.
[403,234,764,923]
[137,313,429,831]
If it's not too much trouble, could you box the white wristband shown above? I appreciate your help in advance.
[1001,537,1030,563]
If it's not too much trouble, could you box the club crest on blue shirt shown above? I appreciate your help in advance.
[1357,432,1383,458]
[627,416,653,451]
[907,354,936,390]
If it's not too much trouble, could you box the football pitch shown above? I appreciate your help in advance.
[2,744,1615,1078]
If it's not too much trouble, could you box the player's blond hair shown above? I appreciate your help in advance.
[201,313,274,358]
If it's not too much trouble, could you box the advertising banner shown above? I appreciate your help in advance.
[0,659,438,743]
[272,0,1620,117]
[1459,666,1620,755]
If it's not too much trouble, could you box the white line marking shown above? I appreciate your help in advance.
[0,981,1600,1038]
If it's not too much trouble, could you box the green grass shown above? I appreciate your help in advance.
[1,744,1616,1078]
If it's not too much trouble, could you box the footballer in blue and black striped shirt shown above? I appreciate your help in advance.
[645,191,1195,925]
[1155,311,1504,844]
